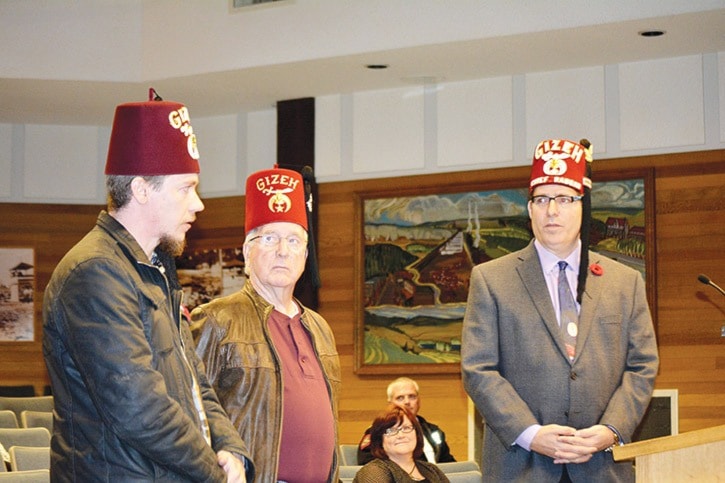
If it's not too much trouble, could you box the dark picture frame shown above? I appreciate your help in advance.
[353,167,656,375]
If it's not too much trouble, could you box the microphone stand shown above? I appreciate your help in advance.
[698,274,725,337]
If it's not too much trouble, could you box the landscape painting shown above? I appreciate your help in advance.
[355,172,652,374]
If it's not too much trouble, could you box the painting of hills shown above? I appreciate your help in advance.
[360,178,646,368]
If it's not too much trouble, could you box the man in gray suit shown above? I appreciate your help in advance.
[462,139,658,482]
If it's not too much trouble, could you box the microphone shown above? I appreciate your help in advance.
[698,274,725,296]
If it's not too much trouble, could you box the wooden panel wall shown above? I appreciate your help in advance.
[0,204,102,395]
[1,150,723,460]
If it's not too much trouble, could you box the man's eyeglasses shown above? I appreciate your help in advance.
[384,425,415,437]
[248,233,307,253]
[530,195,583,207]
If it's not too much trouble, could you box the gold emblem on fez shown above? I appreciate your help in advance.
[268,192,292,213]
[188,134,199,160]
[542,157,568,176]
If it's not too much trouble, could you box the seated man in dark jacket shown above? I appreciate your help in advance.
[357,377,455,465]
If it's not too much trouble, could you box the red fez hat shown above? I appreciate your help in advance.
[529,139,592,194]
[245,167,308,233]
[105,89,200,175]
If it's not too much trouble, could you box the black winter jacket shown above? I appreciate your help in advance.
[43,211,252,482]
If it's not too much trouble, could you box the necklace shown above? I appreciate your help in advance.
[408,461,425,481]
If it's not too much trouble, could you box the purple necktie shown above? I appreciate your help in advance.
[558,261,578,360]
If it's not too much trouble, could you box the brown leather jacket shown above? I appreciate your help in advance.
[192,281,341,483]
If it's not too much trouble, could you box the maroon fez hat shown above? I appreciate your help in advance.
[245,167,308,233]
[529,139,592,194]
[105,88,200,175]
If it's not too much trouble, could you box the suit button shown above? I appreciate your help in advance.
[570,371,577,380]
[564,411,569,417]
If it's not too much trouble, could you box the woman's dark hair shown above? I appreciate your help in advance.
[368,404,424,460]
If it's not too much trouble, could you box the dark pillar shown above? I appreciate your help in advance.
[276,98,320,310]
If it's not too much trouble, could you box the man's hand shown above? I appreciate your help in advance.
[530,424,597,464]
[573,424,618,452]
[217,450,247,483]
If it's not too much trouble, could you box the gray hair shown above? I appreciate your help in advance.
[386,377,419,401]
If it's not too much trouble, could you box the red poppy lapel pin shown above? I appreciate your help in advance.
[589,263,603,276]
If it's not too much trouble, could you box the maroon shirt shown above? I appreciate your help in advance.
[268,309,335,482]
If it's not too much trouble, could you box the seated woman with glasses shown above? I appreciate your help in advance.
[353,405,450,483]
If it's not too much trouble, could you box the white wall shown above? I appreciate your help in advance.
[2,52,723,204]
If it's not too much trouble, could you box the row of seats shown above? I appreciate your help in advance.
[1,397,480,481]
[0,398,53,482]
[0,427,51,482]
[0,395,54,462]
[0,396,54,422]
[338,444,483,482]
[0,411,52,432]
[0,428,51,450]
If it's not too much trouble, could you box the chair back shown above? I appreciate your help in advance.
[438,460,481,473]
[338,465,362,478]
[0,469,50,482]
[0,428,51,449]
[338,465,361,482]
[339,444,358,465]
[446,470,483,483]
[20,411,52,433]
[0,397,53,422]
[9,446,50,471]
[0,411,18,429]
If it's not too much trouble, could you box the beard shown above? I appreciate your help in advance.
[158,235,186,258]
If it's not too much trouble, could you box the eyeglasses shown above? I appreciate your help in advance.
[248,233,307,253]
[530,195,583,207]
[384,425,415,437]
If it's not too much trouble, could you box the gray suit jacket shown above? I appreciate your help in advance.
[462,241,658,482]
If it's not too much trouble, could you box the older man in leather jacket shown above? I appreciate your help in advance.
[194,167,341,483]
